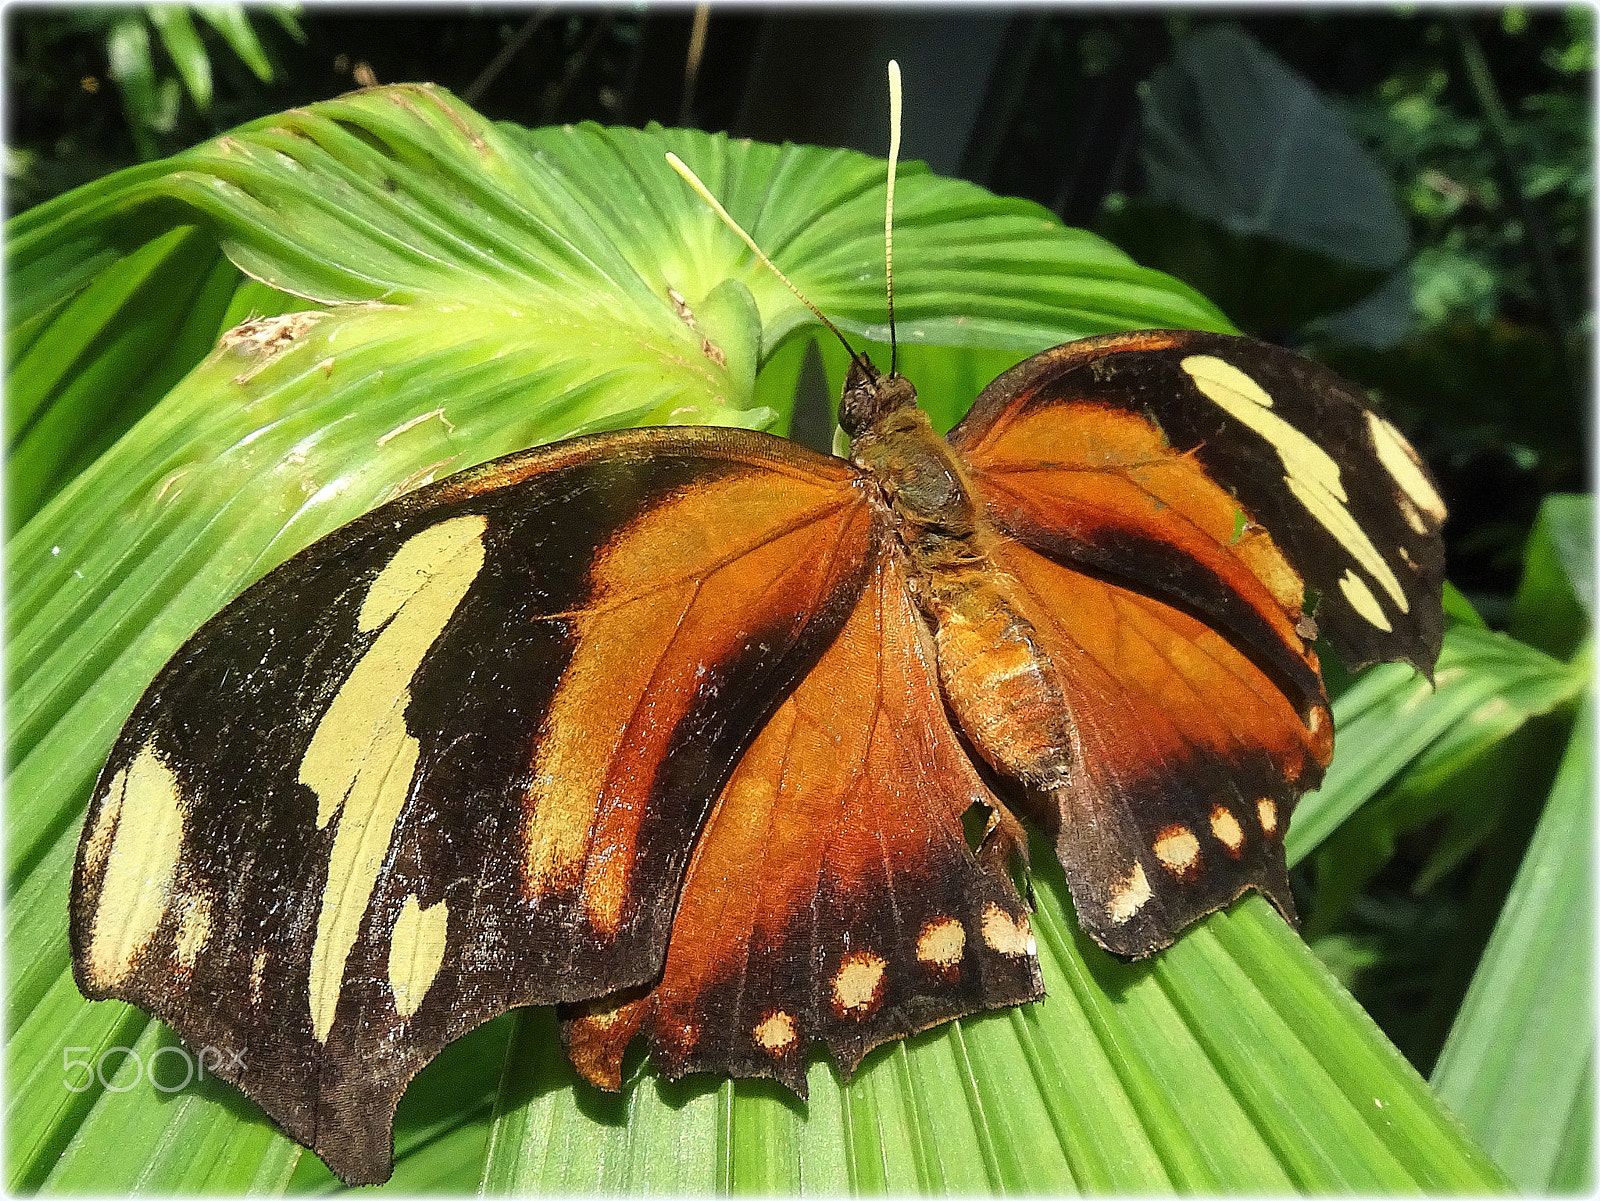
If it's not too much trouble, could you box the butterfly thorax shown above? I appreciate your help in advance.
[846,371,1074,792]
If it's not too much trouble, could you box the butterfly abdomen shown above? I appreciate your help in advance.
[850,392,1073,792]
[924,575,1074,790]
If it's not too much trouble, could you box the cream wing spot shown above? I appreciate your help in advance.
[307,719,420,1043]
[1367,412,1446,524]
[1307,706,1328,737]
[302,513,488,827]
[1339,569,1394,632]
[388,894,450,1019]
[1108,863,1152,924]
[303,514,487,1044]
[88,742,186,989]
[1153,825,1201,876]
[1257,797,1280,837]
[980,903,1035,956]
[1284,475,1409,614]
[917,917,967,971]
[1210,805,1245,855]
[358,514,489,633]
[753,1010,797,1055]
[1181,353,1275,408]
[1181,354,1410,615]
[82,773,125,881]
[832,951,887,1018]
[172,894,214,975]
[249,948,269,1004]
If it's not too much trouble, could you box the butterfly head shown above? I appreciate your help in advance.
[840,357,918,437]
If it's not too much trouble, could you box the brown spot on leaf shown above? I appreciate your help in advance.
[668,287,697,328]
[222,311,323,358]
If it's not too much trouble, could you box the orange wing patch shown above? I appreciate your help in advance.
[563,544,1043,1094]
[960,400,1323,711]
[523,467,872,937]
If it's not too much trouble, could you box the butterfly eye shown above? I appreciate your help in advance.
[840,368,918,438]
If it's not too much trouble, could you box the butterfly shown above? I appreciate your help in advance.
[68,70,1447,1188]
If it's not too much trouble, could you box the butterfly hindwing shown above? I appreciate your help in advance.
[993,537,1328,957]
[952,329,1446,677]
[562,540,1043,1093]
[69,427,878,1185]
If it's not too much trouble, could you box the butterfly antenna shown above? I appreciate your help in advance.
[665,151,876,380]
[885,59,902,378]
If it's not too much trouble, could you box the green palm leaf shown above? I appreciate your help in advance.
[8,84,1507,1193]
[1429,496,1594,1192]
[1431,689,1592,1192]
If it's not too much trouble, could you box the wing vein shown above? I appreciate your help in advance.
[533,495,861,622]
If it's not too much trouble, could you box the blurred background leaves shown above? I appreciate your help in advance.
[8,3,302,195]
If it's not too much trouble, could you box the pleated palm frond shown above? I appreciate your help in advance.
[8,84,1541,1193]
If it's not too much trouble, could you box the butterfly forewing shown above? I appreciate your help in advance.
[70,427,877,1185]
[952,330,1446,677]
